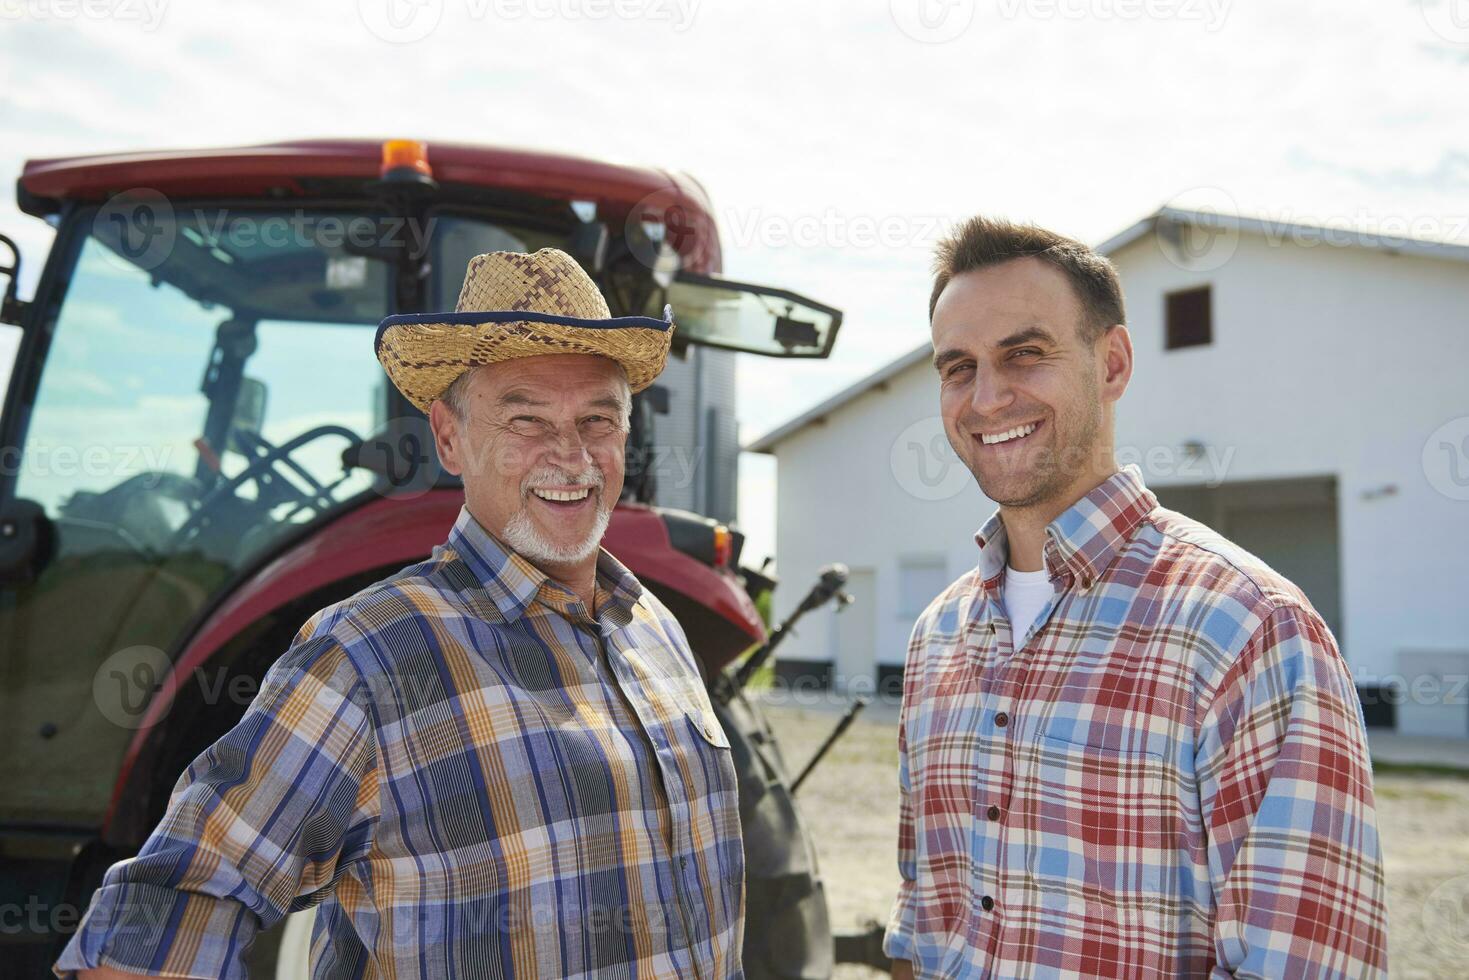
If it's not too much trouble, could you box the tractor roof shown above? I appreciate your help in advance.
[18,138,721,272]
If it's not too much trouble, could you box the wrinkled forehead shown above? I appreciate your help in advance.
[474,354,630,410]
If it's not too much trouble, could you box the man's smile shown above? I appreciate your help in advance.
[528,485,598,513]
[973,419,1044,450]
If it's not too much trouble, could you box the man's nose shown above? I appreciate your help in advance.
[967,365,1015,418]
[545,427,593,470]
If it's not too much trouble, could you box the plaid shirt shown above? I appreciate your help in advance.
[57,505,745,979]
[884,465,1386,978]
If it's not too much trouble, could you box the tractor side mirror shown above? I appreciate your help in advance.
[0,498,55,586]
[0,233,27,327]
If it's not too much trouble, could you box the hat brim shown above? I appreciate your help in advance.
[375,309,673,413]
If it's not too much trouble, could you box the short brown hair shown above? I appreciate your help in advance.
[929,216,1125,343]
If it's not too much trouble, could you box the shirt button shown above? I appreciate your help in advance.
[981,895,995,912]
[994,712,1009,728]
[987,805,1000,821]
[680,857,689,869]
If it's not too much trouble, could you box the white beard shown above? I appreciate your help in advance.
[502,502,612,566]
[501,463,612,566]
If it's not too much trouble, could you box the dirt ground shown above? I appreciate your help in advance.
[760,700,1469,979]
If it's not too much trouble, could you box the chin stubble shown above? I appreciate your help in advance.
[962,395,1105,510]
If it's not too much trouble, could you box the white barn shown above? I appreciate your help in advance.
[747,208,1469,738]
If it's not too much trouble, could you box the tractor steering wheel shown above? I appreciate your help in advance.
[170,424,364,551]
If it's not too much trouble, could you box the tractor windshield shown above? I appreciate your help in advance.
[16,208,395,570]
[0,204,555,825]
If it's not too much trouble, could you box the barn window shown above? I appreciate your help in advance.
[1165,285,1212,349]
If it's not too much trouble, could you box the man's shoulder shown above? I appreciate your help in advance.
[294,548,497,661]
[1140,505,1316,615]
[1135,506,1337,679]
[633,586,683,635]
[626,585,705,674]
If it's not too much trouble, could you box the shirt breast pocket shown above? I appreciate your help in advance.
[679,709,744,902]
[1023,729,1170,911]
[685,706,729,748]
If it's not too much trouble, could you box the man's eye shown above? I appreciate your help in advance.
[946,362,974,378]
[1011,348,1043,359]
[581,416,617,434]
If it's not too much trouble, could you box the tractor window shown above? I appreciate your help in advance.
[14,210,390,567]
[427,214,564,309]
[16,237,217,527]
[1,207,391,825]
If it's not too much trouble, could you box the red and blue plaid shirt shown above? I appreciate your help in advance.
[885,465,1386,978]
[57,505,745,979]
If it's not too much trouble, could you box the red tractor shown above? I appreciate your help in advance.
[0,139,869,977]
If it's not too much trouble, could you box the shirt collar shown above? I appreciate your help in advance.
[592,546,646,621]
[446,505,644,623]
[974,464,1158,589]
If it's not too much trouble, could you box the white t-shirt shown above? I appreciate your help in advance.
[1003,565,1054,647]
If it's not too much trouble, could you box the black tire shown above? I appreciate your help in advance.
[716,691,834,979]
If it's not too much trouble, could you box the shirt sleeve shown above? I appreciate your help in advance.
[53,634,380,979]
[883,623,924,964]
[1195,602,1388,979]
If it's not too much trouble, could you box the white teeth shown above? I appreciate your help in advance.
[532,487,591,502]
[980,422,1038,446]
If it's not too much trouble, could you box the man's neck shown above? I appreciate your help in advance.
[999,466,1118,572]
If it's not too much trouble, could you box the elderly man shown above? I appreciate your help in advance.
[57,249,745,979]
[885,217,1387,978]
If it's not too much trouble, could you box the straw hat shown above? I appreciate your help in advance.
[374,248,674,413]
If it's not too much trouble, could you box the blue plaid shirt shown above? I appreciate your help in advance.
[57,504,745,979]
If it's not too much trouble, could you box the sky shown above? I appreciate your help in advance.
[1,0,1467,566]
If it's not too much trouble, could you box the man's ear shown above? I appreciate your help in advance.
[428,400,463,476]
[1098,323,1133,405]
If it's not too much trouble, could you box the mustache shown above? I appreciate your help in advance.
[520,464,605,494]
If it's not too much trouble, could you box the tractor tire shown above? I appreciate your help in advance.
[717,690,834,979]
